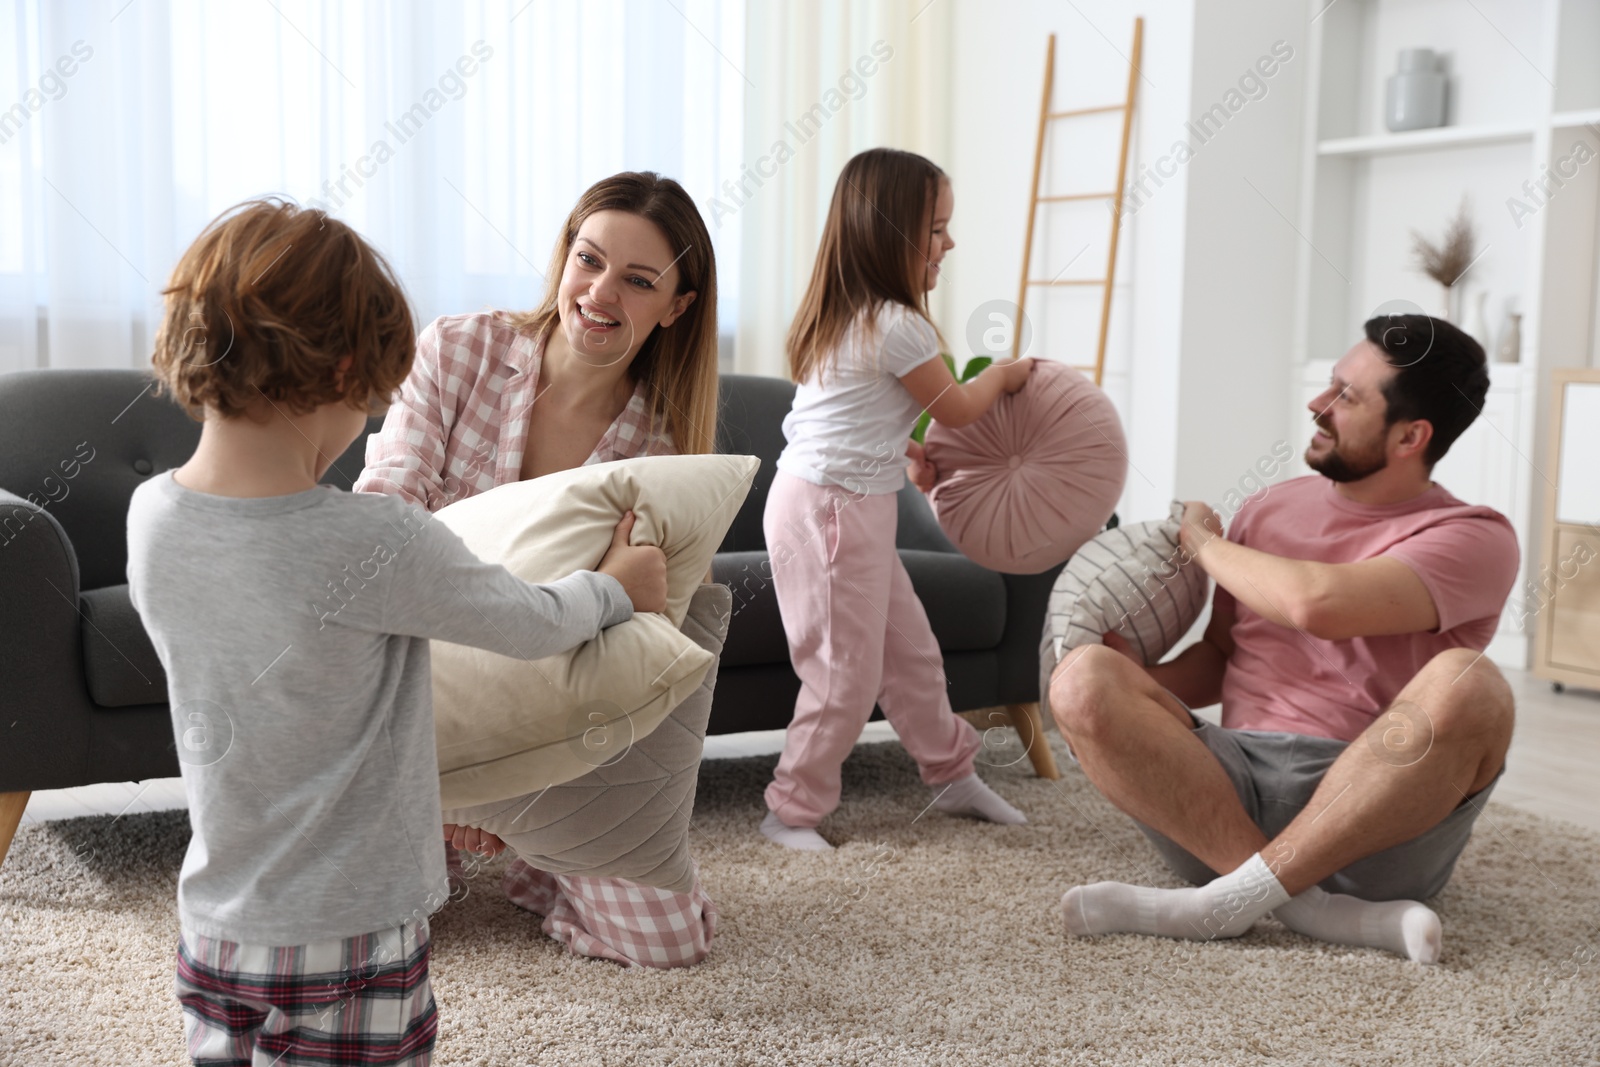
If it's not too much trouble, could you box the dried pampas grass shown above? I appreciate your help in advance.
[1411,197,1477,288]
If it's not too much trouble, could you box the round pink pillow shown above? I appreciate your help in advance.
[923,361,1127,574]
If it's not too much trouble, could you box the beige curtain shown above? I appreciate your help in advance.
[731,0,952,378]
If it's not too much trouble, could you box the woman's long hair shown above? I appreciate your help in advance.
[506,172,719,455]
[786,148,946,385]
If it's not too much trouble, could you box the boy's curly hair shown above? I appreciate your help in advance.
[152,198,416,419]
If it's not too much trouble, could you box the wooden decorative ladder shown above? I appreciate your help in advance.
[1014,18,1145,386]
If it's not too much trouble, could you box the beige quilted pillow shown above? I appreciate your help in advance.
[430,454,758,809]
[443,583,731,894]
[1038,502,1210,720]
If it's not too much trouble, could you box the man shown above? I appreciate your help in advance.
[1050,314,1518,963]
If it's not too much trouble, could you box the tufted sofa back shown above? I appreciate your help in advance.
[712,373,958,556]
[0,370,376,591]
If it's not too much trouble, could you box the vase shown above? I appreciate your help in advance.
[1495,312,1522,364]
[1441,285,1463,323]
[1386,49,1447,132]
[1465,290,1491,349]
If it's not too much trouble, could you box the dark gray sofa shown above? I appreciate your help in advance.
[0,369,1063,865]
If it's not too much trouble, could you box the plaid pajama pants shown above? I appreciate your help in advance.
[502,858,717,968]
[174,920,436,1066]
[448,850,715,968]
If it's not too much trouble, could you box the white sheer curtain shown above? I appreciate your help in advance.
[732,0,951,377]
[0,0,745,375]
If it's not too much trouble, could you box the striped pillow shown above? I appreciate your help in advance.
[1038,502,1210,716]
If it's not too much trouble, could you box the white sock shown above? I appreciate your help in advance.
[760,810,834,852]
[1062,853,1291,941]
[931,773,1027,825]
[1273,886,1442,964]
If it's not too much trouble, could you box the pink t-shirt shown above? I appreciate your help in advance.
[1216,476,1519,742]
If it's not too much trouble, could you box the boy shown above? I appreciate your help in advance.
[127,198,665,1065]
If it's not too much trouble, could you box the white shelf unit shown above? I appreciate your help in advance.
[1317,123,1535,157]
[1290,0,1600,669]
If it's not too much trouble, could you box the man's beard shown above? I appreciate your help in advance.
[1305,421,1389,483]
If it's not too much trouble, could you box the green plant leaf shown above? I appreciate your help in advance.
[961,356,992,382]
[911,411,931,444]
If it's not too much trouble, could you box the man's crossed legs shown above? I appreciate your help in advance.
[1049,645,1513,962]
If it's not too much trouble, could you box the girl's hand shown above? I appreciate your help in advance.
[906,438,939,493]
[999,357,1034,394]
[444,822,507,857]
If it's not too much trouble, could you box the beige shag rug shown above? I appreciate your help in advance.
[3,737,1598,1066]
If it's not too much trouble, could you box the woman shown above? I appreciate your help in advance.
[355,171,720,967]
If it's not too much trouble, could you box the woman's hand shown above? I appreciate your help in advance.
[906,439,939,493]
[597,511,668,614]
[444,823,506,857]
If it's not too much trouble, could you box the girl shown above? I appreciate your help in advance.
[760,148,1034,851]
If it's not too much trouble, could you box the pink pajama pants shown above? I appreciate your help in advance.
[763,471,980,827]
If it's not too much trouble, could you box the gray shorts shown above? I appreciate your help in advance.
[1135,714,1501,902]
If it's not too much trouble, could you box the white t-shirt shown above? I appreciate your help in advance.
[776,302,941,495]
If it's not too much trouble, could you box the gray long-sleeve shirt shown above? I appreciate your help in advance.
[126,471,630,945]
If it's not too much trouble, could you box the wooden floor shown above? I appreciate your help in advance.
[1493,667,1600,831]
[17,667,1600,834]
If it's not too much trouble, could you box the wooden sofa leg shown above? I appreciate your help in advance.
[0,791,30,869]
[1005,703,1060,780]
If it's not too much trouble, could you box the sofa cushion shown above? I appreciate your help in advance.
[80,584,167,708]
[903,550,1008,650]
[713,548,1006,669]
